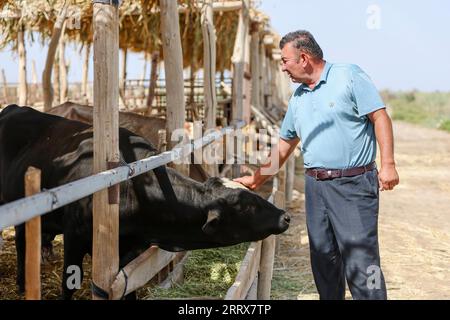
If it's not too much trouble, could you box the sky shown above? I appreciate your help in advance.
[0,0,449,92]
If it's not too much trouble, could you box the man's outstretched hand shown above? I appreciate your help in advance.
[233,175,258,190]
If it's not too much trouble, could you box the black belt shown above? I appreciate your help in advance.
[305,162,376,181]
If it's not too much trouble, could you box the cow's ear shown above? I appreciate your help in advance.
[202,209,221,235]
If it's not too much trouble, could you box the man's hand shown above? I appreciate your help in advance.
[378,164,399,191]
[233,175,258,190]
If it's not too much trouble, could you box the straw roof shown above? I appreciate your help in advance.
[0,0,274,72]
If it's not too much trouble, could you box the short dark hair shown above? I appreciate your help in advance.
[279,30,323,60]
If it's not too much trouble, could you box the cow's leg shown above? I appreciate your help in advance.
[41,233,55,264]
[61,232,87,300]
[14,224,26,294]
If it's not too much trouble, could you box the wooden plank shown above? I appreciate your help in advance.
[159,252,190,289]
[24,167,41,300]
[92,1,120,300]
[160,0,189,176]
[225,241,261,300]
[257,190,284,300]
[110,246,177,300]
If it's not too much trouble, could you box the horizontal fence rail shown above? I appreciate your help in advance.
[0,121,245,230]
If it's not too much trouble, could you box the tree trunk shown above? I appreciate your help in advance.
[42,0,69,111]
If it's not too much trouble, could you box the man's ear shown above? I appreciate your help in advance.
[202,207,222,235]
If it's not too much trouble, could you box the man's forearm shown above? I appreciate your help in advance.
[252,137,299,188]
[374,112,395,166]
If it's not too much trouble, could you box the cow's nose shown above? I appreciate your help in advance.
[284,214,291,224]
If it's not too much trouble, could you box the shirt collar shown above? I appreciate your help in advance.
[299,61,332,92]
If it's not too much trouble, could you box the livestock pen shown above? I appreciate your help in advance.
[0,0,295,300]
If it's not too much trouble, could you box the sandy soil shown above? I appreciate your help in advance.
[273,121,450,300]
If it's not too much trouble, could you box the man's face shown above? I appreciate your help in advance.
[280,42,306,83]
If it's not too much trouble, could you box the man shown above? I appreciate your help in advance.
[234,30,399,300]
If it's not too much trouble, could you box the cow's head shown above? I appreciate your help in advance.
[201,177,290,245]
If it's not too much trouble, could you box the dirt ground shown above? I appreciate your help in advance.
[272,120,450,300]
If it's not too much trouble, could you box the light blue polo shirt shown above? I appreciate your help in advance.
[280,62,385,169]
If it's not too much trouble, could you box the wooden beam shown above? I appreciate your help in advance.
[25,167,41,300]
[258,190,284,299]
[159,0,189,176]
[201,0,218,177]
[110,246,177,300]
[92,0,120,300]
[225,241,262,300]
[231,0,250,178]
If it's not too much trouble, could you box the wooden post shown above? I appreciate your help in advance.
[25,167,41,300]
[258,190,284,300]
[231,0,250,177]
[18,24,28,105]
[285,154,295,206]
[81,44,91,104]
[159,0,189,176]
[92,0,120,300]
[119,48,127,107]
[145,51,159,116]
[259,42,266,109]
[59,26,68,104]
[250,23,260,109]
[53,52,60,104]
[201,0,218,176]
[31,60,39,102]
[42,0,69,111]
[140,52,148,87]
[1,69,8,103]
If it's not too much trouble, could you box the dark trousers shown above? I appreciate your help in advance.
[305,169,387,300]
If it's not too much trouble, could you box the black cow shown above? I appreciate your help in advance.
[0,105,289,299]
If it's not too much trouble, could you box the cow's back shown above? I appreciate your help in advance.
[49,102,166,143]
